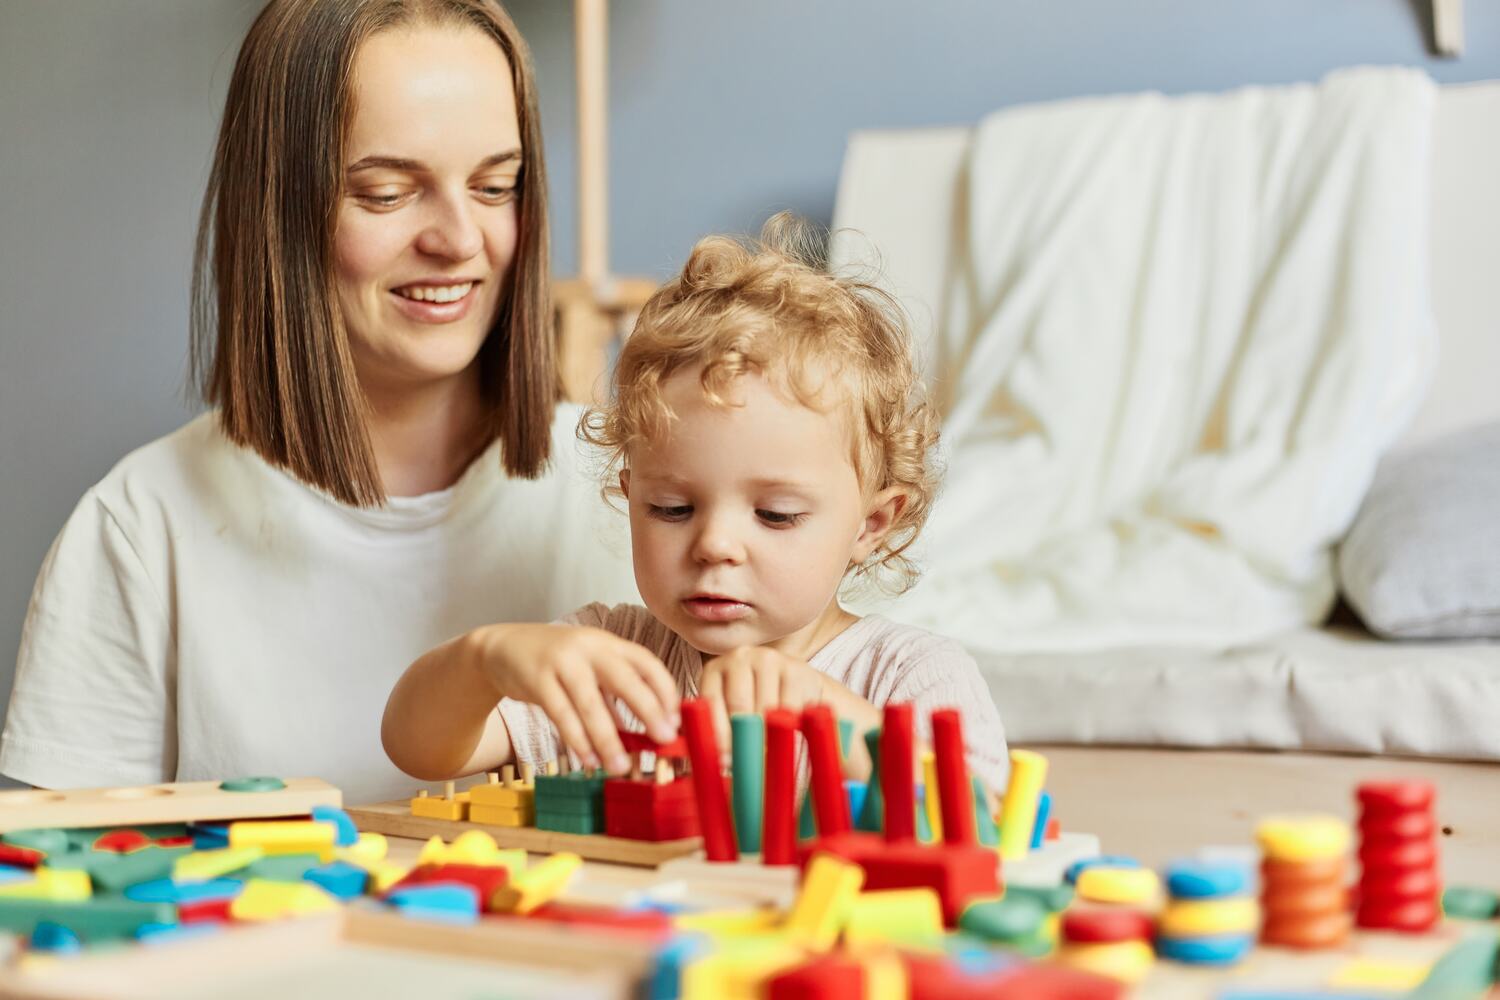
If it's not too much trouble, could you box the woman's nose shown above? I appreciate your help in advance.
[415,192,484,261]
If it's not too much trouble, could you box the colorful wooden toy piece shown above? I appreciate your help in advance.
[763,708,800,866]
[411,781,469,822]
[534,765,607,836]
[468,765,536,827]
[604,771,701,842]
[682,698,738,862]
[880,703,917,843]
[730,713,765,854]
[802,705,852,838]
[784,852,864,952]
[931,709,975,847]
[998,749,1048,861]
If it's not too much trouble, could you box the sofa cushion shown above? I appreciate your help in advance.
[1338,421,1500,639]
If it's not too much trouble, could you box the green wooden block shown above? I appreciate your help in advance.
[87,847,192,893]
[246,853,321,882]
[0,898,175,942]
[730,714,764,854]
[959,895,1046,942]
[1004,883,1075,913]
[535,812,604,835]
[532,797,605,818]
[534,772,606,801]
[856,728,883,832]
[2,829,70,855]
[1444,886,1500,921]
[1406,929,1499,999]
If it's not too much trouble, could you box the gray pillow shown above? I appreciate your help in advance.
[1338,421,1500,639]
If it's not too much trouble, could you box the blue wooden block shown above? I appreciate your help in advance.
[1166,859,1249,900]
[844,780,867,826]
[648,933,711,1000]
[125,877,242,905]
[385,884,479,923]
[138,923,224,946]
[312,806,359,847]
[305,860,368,900]
[1030,791,1052,850]
[1156,932,1255,965]
[31,921,81,954]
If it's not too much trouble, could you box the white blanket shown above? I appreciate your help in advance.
[856,68,1437,652]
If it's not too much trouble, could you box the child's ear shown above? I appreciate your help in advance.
[619,468,632,499]
[852,487,906,562]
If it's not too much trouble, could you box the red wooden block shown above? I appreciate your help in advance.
[1356,780,1434,815]
[1046,817,1061,841]
[681,698,738,862]
[386,863,511,908]
[93,830,152,854]
[178,897,234,924]
[1357,864,1440,903]
[802,833,1000,926]
[881,703,917,843]
[618,728,688,759]
[529,902,673,938]
[1356,897,1440,933]
[1061,907,1154,944]
[153,835,195,848]
[802,704,851,837]
[763,708,801,866]
[0,844,43,869]
[768,954,865,1000]
[932,708,976,847]
[1358,809,1436,844]
[903,953,1123,1000]
[1358,838,1438,870]
[604,777,703,841]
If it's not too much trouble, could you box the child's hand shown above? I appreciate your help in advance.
[475,623,680,775]
[699,645,828,749]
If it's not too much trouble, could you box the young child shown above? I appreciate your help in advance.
[382,214,1009,792]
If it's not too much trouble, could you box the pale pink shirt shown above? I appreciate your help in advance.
[496,602,1011,792]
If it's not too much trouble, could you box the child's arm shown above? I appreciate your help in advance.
[699,646,879,780]
[381,623,681,781]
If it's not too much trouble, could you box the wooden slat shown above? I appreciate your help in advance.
[347,799,701,867]
[0,778,340,833]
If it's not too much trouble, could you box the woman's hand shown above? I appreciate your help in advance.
[473,623,680,775]
[698,645,829,749]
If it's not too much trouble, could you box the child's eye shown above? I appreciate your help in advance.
[757,509,806,528]
[648,504,692,521]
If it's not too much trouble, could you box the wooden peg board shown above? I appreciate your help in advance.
[0,778,341,833]
[346,798,700,867]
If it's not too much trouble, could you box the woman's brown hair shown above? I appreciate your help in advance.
[191,0,554,506]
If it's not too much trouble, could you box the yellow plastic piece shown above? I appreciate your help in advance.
[173,845,265,881]
[998,749,1049,861]
[921,751,943,843]
[843,888,945,949]
[468,803,535,827]
[1159,897,1261,937]
[489,852,581,914]
[469,781,534,809]
[415,830,526,870]
[227,820,336,861]
[229,878,340,921]
[674,908,782,937]
[1328,957,1432,990]
[1076,866,1162,906]
[0,868,91,902]
[410,789,469,821]
[1060,940,1155,985]
[681,937,803,1000]
[335,832,388,867]
[1255,815,1351,863]
[862,950,910,1000]
[366,860,413,894]
[783,853,864,952]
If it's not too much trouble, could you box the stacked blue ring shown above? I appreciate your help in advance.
[1156,860,1258,965]
[1155,933,1256,965]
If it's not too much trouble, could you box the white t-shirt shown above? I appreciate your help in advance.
[0,408,639,806]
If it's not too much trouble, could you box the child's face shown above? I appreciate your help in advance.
[623,369,889,658]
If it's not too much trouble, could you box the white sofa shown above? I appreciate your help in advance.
[829,80,1500,760]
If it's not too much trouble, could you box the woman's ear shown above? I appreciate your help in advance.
[619,468,631,499]
[852,487,906,563]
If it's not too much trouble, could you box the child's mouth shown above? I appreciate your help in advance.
[683,596,752,622]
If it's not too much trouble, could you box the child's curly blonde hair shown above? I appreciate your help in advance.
[581,213,940,594]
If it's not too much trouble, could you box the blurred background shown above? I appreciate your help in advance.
[1,0,1497,720]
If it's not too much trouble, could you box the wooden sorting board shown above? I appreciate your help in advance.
[347,798,701,867]
[0,779,341,833]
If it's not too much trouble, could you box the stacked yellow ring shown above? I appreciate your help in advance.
[1154,859,1259,966]
[1256,814,1352,949]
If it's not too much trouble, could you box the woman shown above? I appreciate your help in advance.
[0,0,636,806]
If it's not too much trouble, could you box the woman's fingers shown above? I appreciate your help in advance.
[557,659,630,775]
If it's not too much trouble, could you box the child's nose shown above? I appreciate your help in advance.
[690,517,745,565]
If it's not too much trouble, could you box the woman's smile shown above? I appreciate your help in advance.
[389,278,481,323]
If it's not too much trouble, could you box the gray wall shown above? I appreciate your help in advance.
[2,0,1497,732]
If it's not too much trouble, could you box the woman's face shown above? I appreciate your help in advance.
[335,24,522,394]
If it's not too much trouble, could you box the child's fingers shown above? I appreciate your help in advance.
[753,659,782,713]
[723,662,756,717]
[557,662,630,775]
[536,678,601,772]
[698,666,733,753]
[619,642,681,732]
[599,656,677,745]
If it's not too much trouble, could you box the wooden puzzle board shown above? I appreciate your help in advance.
[347,798,701,866]
[0,779,341,833]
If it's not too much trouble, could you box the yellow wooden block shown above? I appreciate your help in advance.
[469,784,535,808]
[1256,815,1351,863]
[998,749,1048,861]
[862,950,909,1000]
[921,751,943,843]
[784,853,864,952]
[1076,866,1162,906]
[1159,897,1261,937]
[1328,957,1432,990]
[174,845,265,881]
[681,938,804,1000]
[229,878,339,921]
[228,820,336,861]
[335,832,387,867]
[674,908,783,937]
[0,868,91,902]
[1060,940,1155,985]
[468,803,535,827]
[489,852,581,914]
[414,831,525,870]
[411,790,469,821]
[367,860,413,894]
[844,889,944,949]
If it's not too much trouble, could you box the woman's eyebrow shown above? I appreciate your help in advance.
[345,149,522,174]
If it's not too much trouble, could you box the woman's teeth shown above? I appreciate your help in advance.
[396,282,473,303]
